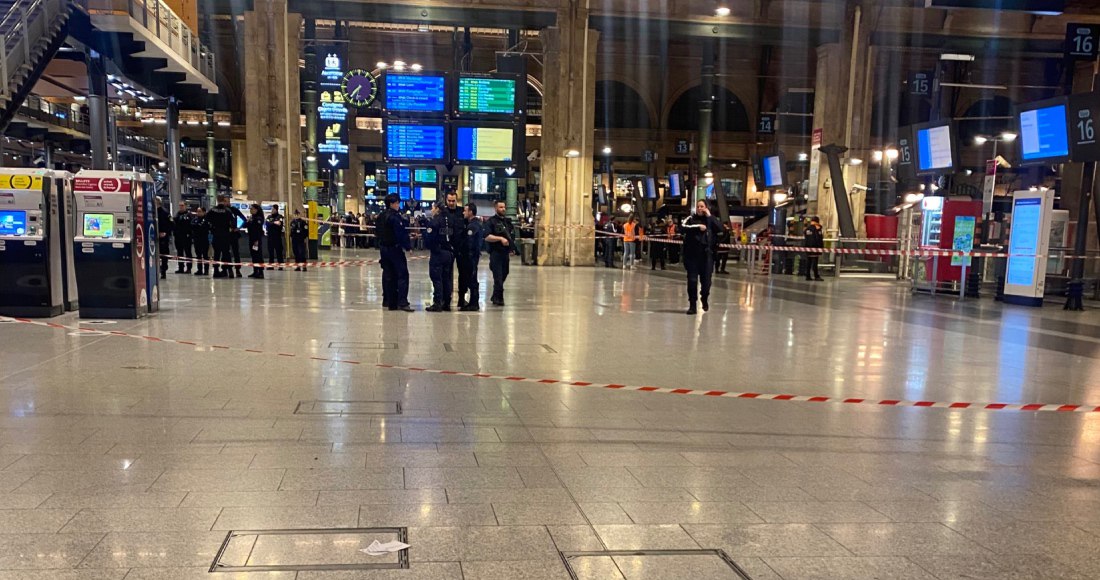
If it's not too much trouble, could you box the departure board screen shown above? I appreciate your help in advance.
[384,73,446,113]
[1019,99,1070,164]
[457,76,517,115]
[455,126,515,163]
[385,122,446,162]
[386,168,410,183]
[915,122,955,173]
[414,168,438,183]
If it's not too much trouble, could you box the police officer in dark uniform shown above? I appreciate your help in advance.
[680,199,720,315]
[155,197,173,279]
[206,194,235,278]
[485,200,515,307]
[804,215,825,281]
[245,203,266,279]
[173,202,193,273]
[228,203,248,277]
[191,207,211,276]
[290,210,309,271]
[266,204,286,270]
[378,194,414,312]
[459,202,484,311]
[426,201,459,312]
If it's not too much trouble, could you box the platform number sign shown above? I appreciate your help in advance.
[1069,91,1100,162]
[757,113,776,135]
[675,139,690,155]
[895,126,915,179]
[1066,24,1099,60]
[909,71,932,97]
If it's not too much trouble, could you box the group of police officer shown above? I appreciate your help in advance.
[375,191,516,312]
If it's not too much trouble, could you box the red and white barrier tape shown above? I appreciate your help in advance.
[164,254,430,269]
[2,315,1097,414]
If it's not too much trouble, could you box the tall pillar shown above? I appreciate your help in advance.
[244,0,303,209]
[536,6,599,266]
[86,50,109,170]
[206,106,216,205]
[303,19,319,203]
[506,178,519,218]
[231,138,247,193]
[696,40,714,207]
[166,97,182,207]
[807,2,877,238]
[336,169,345,213]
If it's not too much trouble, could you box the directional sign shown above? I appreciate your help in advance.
[1069,91,1100,163]
[303,180,324,188]
[1065,23,1099,60]
[316,44,350,169]
[757,113,776,135]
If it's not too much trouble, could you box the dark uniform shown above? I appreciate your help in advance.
[206,203,235,278]
[290,215,309,271]
[245,212,266,278]
[426,208,460,310]
[266,211,286,269]
[378,208,412,310]
[157,204,173,278]
[191,212,211,276]
[459,217,484,309]
[680,213,720,312]
[804,220,825,281]
[173,208,193,273]
[486,213,515,306]
[229,205,247,276]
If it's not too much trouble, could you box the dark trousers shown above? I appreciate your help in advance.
[174,238,192,272]
[489,250,510,303]
[230,234,242,273]
[268,236,285,266]
[603,238,616,267]
[463,254,481,306]
[249,239,265,276]
[429,249,454,307]
[714,253,729,273]
[650,243,666,270]
[457,253,475,304]
[212,237,232,276]
[806,254,821,280]
[194,242,210,275]
[292,238,307,269]
[380,246,410,309]
[685,251,713,307]
[158,238,171,276]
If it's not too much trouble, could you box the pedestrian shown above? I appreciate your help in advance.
[155,197,172,279]
[290,209,309,271]
[804,215,825,281]
[266,204,286,270]
[378,194,414,312]
[680,200,720,315]
[191,207,211,276]
[173,201,193,274]
[485,200,515,306]
[228,203,247,277]
[245,203,266,279]
[665,217,680,264]
[459,202,484,311]
[426,199,459,312]
[603,219,618,268]
[207,195,235,278]
[714,222,731,274]
[650,221,666,271]
[623,214,640,268]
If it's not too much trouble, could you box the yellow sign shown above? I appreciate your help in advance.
[303,180,324,188]
[0,174,42,190]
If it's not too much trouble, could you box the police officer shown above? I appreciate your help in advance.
[378,194,413,312]
[680,199,720,315]
[245,203,266,279]
[459,202,484,311]
[266,204,286,270]
[228,203,248,277]
[290,209,309,271]
[804,215,825,281]
[426,202,457,312]
[191,207,211,276]
[173,201,193,273]
[485,200,515,307]
[155,197,172,279]
[206,194,235,278]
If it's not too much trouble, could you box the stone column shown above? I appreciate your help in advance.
[231,138,247,193]
[537,7,599,266]
[807,1,877,238]
[166,97,182,207]
[86,50,109,170]
[243,0,302,210]
[206,106,216,206]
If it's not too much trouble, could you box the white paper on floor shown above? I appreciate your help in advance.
[360,540,410,556]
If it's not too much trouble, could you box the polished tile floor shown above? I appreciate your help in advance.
[1,249,1100,579]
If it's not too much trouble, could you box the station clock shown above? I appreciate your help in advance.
[340,69,378,108]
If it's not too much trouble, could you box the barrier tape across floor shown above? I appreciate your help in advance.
[2,315,1097,414]
[163,254,430,269]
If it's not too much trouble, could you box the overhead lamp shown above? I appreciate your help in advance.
[903,192,924,205]
[602,146,612,155]
[848,157,863,166]
[798,152,809,161]
[940,53,975,62]
[410,64,423,71]
[730,162,737,168]
[973,136,988,145]
[565,149,581,158]
[393,60,407,71]
[872,150,884,162]
[157,161,166,167]
[1000,131,1017,142]
[619,203,633,213]
[715,5,731,16]
[217,121,230,127]
[376,61,388,69]
[773,192,789,204]
[306,154,316,162]
[885,148,899,160]
[337,181,345,187]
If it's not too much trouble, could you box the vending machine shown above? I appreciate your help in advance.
[71,171,159,319]
[0,170,78,316]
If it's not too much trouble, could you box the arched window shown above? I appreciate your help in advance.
[595,81,652,129]
[667,86,750,132]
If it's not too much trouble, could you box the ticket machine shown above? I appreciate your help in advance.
[0,170,78,317]
[71,170,159,319]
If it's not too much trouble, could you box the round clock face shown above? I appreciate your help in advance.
[340,69,378,107]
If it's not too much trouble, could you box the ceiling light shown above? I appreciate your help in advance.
[1000,131,1017,142]
[601,146,612,155]
[848,158,863,166]
[217,121,230,127]
[376,61,388,69]
[973,136,988,145]
[885,148,899,160]
[872,150,884,162]
[565,149,581,158]
[410,64,423,71]
[715,6,731,16]
[940,53,975,62]
[797,152,808,161]
[306,155,316,162]
[730,163,737,168]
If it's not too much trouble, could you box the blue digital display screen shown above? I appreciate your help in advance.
[1020,104,1069,162]
[0,210,27,236]
[384,74,446,113]
[387,186,412,197]
[455,126,515,163]
[386,123,446,161]
[414,168,438,183]
[917,124,953,172]
[1006,196,1043,288]
[645,177,657,199]
[668,173,682,197]
[762,155,783,188]
[386,168,410,183]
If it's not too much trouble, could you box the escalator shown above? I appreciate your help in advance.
[0,0,73,134]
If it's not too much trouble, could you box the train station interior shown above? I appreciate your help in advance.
[3,0,1100,578]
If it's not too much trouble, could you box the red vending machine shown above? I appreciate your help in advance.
[933,198,982,284]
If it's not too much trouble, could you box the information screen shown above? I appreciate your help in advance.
[384,74,446,113]
[668,173,682,198]
[386,168,410,183]
[385,122,447,162]
[1006,197,1042,287]
[455,126,515,163]
[83,213,114,238]
[1020,102,1070,163]
[457,76,517,115]
[387,186,412,198]
[917,124,954,172]
[0,210,27,236]
[763,155,784,188]
[414,168,438,183]
[415,187,437,201]
[645,177,657,199]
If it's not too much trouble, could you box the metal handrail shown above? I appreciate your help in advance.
[2,0,64,99]
[81,0,215,82]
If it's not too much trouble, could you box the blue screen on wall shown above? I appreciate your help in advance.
[1020,104,1070,163]
[385,123,446,162]
[384,74,446,113]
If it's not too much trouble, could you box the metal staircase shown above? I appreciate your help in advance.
[0,0,73,134]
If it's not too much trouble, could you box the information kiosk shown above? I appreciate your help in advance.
[71,171,159,319]
[0,169,78,317]
[1003,189,1056,307]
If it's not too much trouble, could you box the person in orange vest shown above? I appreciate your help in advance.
[623,214,641,268]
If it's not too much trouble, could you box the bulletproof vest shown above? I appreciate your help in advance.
[380,210,397,246]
